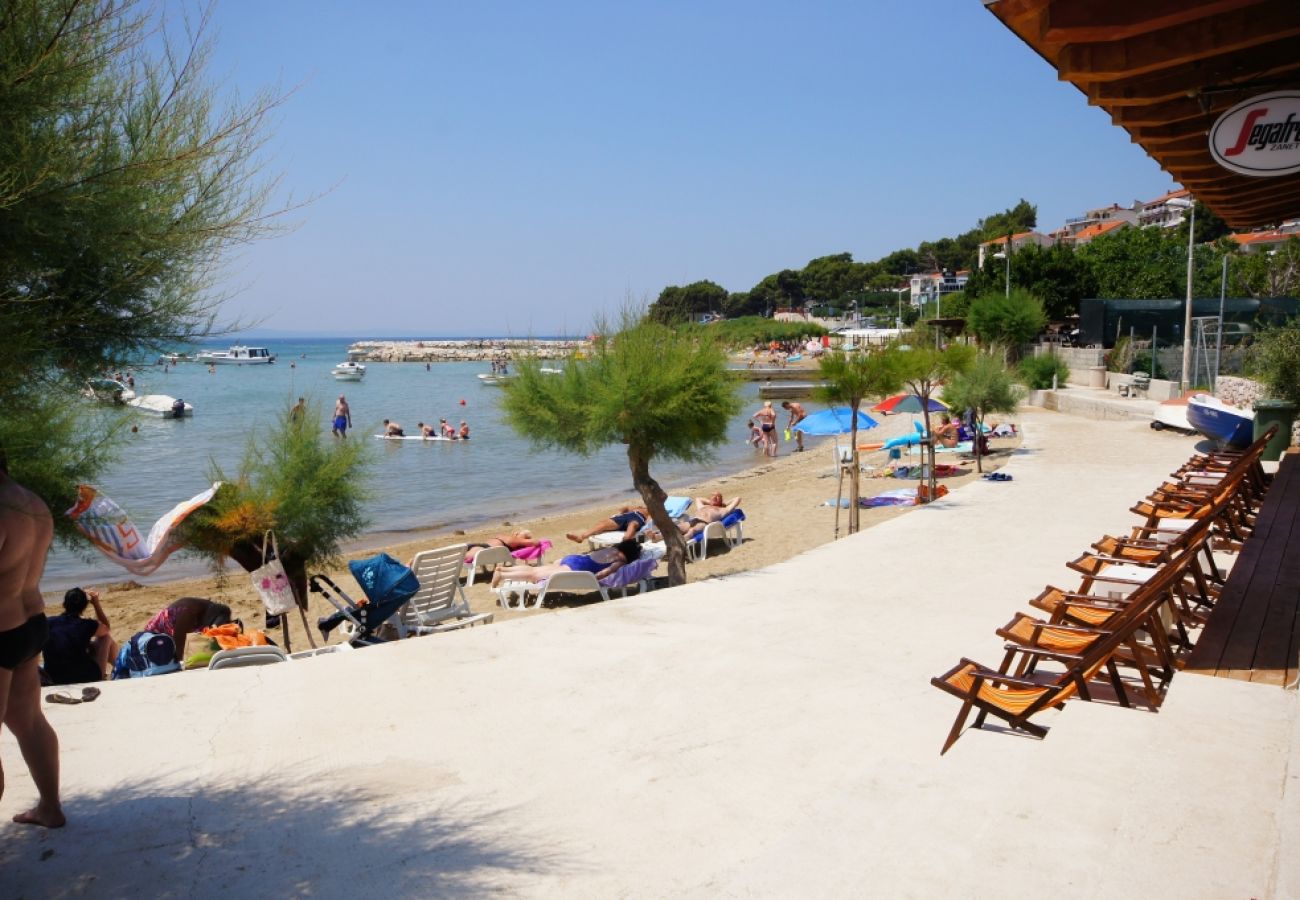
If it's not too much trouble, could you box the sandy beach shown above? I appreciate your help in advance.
[52,412,1016,656]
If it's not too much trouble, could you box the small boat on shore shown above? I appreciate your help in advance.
[128,394,193,418]
[1186,393,1254,448]
[331,362,366,381]
[1149,394,1196,434]
[195,345,275,365]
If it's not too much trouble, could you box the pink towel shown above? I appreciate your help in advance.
[512,539,552,563]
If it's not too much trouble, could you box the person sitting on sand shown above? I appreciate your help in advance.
[42,588,118,685]
[566,505,648,544]
[144,598,233,662]
[489,540,640,589]
[383,419,405,437]
[934,414,959,448]
[467,529,543,552]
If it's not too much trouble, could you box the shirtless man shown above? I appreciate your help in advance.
[382,419,405,437]
[782,401,808,452]
[566,505,648,544]
[417,422,437,438]
[680,493,742,537]
[0,456,65,828]
[332,395,352,438]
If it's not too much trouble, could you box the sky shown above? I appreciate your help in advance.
[197,1,1175,337]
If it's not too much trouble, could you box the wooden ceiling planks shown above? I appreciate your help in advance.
[984,0,1300,229]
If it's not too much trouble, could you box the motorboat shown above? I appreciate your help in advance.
[195,345,276,365]
[127,394,193,418]
[1186,393,1255,449]
[84,378,136,404]
[331,361,366,381]
[157,353,187,365]
[477,372,515,386]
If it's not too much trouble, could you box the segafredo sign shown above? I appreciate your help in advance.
[1209,92,1300,177]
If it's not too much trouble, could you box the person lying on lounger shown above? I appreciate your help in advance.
[489,540,640,589]
[565,505,648,544]
[677,493,742,538]
[466,529,543,551]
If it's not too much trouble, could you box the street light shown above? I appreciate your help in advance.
[1167,196,1196,389]
[993,250,1010,297]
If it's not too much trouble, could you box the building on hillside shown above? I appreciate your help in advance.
[1057,203,1139,240]
[909,270,969,307]
[1067,218,1130,247]
[1137,188,1191,228]
[976,231,1052,268]
[1226,226,1300,254]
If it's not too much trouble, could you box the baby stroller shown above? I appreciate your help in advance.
[309,553,419,647]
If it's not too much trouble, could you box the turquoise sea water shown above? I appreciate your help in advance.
[45,338,767,589]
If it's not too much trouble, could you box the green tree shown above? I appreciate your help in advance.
[500,311,742,586]
[942,353,1023,472]
[814,351,902,534]
[965,289,1048,358]
[1229,237,1300,298]
[890,343,975,502]
[1004,243,1097,320]
[1248,317,1300,405]
[1,0,286,517]
[649,280,730,324]
[181,402,372,620]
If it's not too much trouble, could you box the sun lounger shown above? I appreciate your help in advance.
[208,646,289,670]
[400,544,494,635]
[463,545,516,587]
[588,497,692,549]
[686,509,745,561]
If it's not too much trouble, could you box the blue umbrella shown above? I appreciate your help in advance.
[793,407,878,435]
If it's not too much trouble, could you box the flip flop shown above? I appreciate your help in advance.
[45,692,81,705]
[81,687,101,703]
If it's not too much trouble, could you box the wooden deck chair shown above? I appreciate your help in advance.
[463,545,515,587]
[933,544,1195,753]
[399,544,494,635]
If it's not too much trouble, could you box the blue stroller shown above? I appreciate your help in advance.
[310,553,419,647]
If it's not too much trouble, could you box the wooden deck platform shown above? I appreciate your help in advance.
[1185,453,1300,687]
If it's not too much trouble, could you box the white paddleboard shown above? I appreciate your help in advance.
[374,434,459,442]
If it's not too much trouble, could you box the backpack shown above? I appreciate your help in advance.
[112,631,181,679]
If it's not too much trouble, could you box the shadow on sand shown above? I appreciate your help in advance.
[1,776,565,897]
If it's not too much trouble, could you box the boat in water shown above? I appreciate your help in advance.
[331,361,366,381]
[84,378,136,404]
[477,372,515,386]
[127,394,193,418]
[195,345,276,365]
[1185,393,1254,448]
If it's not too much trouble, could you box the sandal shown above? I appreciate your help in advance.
[45,691,81,705]
[81,687,101,703]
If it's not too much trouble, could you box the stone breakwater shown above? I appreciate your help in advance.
[348,339,588,363]
[1215,375,1300,446]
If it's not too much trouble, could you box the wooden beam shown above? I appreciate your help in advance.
[1044,0,1260,45]
[1110,97,1223,128]
[1087,49,1300,107]
[1059,0,1300,83]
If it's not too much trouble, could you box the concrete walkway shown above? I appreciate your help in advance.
[4,411,1297,898]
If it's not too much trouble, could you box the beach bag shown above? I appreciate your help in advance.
[251,531,297,615]
[112,632,180,679]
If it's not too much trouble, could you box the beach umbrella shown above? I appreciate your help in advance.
[792,407,878,435]
[871,393,948,415]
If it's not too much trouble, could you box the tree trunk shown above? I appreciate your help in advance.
[919,394,934,504]
[628,450,687,587]
[847,407,861,534]
[973,410,984,474]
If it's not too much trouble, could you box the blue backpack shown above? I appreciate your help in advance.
[112,631,181,679]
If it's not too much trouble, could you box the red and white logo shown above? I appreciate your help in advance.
[1209,92,1300,177]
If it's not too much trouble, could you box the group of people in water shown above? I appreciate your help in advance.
[382,418,471,439]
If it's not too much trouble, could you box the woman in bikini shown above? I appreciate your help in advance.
[489,540,640,589]
[467,529,542,552]
[753,401,778,457]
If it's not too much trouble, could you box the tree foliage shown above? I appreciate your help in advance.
[814,350,902,533]
[0,0,287,515]
[499,310,742,586]
[965,289,1047,356]
[1248,316,1300,405]
[942,353,1023,472]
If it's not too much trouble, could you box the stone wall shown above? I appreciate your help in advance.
[349,339,587,363]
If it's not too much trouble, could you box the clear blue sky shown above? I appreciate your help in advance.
[204,1,1174,337]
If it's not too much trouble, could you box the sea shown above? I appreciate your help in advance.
[44,338,768,590]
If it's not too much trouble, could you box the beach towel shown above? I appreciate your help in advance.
[66,483,221,576]
[599,556,658,589]
[861,488,919,508]
[201,623,270,651]
[511,539,553,563]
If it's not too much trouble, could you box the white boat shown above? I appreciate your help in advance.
[331,362,366,381]
[127,394,193,418]
[157,353,187,365]
[84,378,136,404]
[1149,393,1196,434]
[195,345,276,365]
[1186,394,1255,449]
[477,372,515,386]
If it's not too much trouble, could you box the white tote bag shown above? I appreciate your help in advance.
[251,531,297,615]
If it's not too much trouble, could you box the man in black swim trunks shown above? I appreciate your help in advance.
[565,505,649,544]
[0,454,65,828]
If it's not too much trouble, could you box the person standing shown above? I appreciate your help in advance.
[43,588,117,685]
[782,401,807,452]
[0,455,65,828]
[753,401,778,457]
[332,395,352,438]
[290,396,307,422]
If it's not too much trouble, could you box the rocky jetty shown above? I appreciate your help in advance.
[348,338,587,363]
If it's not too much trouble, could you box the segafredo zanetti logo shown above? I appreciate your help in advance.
[1209,92,1300,177]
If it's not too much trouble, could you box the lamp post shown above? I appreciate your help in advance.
[1168,197,1196,389]
[993,250,1009,297]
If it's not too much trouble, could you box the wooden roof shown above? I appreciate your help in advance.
[984,0,1300,229]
